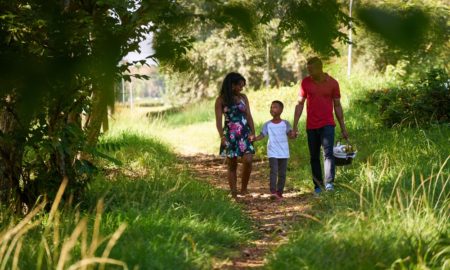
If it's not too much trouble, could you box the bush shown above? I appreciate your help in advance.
[361,69,449,127]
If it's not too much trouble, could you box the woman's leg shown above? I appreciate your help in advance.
[240,153,253,194]
[227,157,238,198]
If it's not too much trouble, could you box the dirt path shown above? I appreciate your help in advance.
[179,154,315,269]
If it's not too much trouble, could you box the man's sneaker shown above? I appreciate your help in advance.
[325,183,334,191]
[314,187,322,195]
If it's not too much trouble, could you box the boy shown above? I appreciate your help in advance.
[253,100,294,199]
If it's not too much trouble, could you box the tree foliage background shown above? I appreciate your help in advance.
[0,0,258,210]
[162,0,448,105]
[0,0,447,210]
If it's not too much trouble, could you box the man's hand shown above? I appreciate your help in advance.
[288,130,297,139]
[341,129,349,140]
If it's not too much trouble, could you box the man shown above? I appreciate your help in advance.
[293,57,349,194]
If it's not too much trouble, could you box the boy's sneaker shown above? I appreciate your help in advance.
[325,183,334,191]
[314,187,322,195]
[270,192,278,200]
[276,191,283,198]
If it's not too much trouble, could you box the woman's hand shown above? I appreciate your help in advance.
[220,135,227,146]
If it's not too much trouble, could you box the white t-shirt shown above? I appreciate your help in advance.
[260,120,292,158]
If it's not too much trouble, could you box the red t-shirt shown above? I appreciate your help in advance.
[299,74,341,129]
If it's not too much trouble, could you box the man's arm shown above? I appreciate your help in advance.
[333,98,348,140]
[293,96,306,135]
[242,94,255,136]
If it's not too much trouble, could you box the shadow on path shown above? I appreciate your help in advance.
[179,154,315,269]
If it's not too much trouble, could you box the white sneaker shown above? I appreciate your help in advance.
[325,183,334,191]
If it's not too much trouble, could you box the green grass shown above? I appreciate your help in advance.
[1,133,254,270]
[121,62,450,269]
[264,66,450,269]
[90,133,254,269]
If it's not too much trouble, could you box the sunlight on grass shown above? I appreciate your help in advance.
[110,66,450,269]
[0,178,128,270]
[1,133,254,269]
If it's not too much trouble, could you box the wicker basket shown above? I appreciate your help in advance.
[335,154,354,166]
[333,142,357,166]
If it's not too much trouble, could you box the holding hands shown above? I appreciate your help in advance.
[220,135,227,146]
[288,130,297,139]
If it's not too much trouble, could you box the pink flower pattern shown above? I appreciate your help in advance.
[220,100,255,158]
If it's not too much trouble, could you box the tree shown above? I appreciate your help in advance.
[161,0,352,103]
[0,0,256,210]
[353,0,448,76]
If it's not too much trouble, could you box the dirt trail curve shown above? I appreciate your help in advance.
[179,154,314,269]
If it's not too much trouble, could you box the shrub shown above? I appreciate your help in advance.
[361,68,449,127]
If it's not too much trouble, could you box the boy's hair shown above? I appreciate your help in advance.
[272,100,284,109]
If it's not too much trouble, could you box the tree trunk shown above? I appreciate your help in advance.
[0,103,24,210]
[85,90,108,147]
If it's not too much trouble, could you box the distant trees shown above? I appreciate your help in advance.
[161,0,448,104]
[163,0,352,104]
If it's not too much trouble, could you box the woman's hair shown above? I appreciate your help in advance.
[220,72,246,107]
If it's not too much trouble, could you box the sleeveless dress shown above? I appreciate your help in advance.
[220,99,255,157]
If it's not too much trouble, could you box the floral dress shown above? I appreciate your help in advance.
[220,99,255,157]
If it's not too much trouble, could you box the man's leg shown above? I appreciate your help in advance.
[277,158,288,194]
[307,129,323,189]
[321,125,335,186]
[269,158,278,193]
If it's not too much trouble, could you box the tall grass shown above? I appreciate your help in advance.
[124,61,450,269]
[1,133,254,269]
[0,178,128,270]
[267,156,449,269]
[85,133,254,269]
[264,64,450,269]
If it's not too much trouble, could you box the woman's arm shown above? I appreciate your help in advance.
[215,97,225,144]
[252,134,264,142]
[242,94,255,135]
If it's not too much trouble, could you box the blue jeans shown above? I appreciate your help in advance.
[307,125,335,189]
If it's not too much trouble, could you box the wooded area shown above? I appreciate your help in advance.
[1,0,447,210]
[0,1,449,269]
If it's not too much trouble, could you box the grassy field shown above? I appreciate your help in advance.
[0,133,254,269]
[2,63,448,269]
[111,64,450,269]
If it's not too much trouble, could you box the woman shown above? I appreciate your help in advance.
[215,72,255,198]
